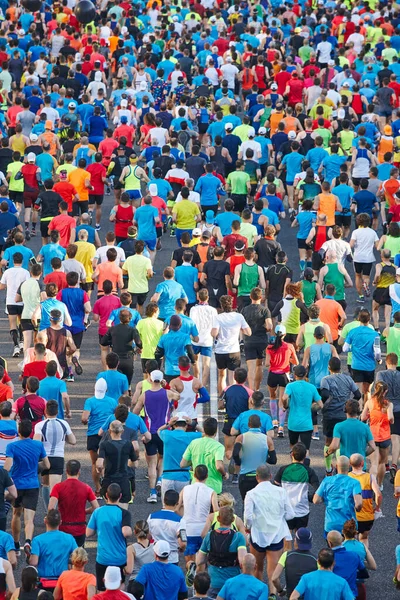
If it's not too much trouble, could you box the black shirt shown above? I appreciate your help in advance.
[0,469,13,519]
[241,304,271,341]
[276,548,318,597]
[36,190,63,219]
[186,156,207,182]
[0,148,13,175]
[203,259,230,297]
[100,323,142,358]
[172,246,201,267]
[266,263,293,303]
[24,145,43,157]
[154,155,175,178]
[98,438,136,478]
[62,140,79,154]
[254,238,282,269]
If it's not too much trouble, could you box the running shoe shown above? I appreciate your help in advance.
[19,341,24,353]
[325,469,334,477]
[363,281,370,297]
[13,346,20,358]
[147,492,157,503]
[66,373,75,383]
[30,229,36,237]
[72,356,83,375]
[357,295,365,304]
[277,427,284,438]
[95,224,101,231]
[228,458,235,475]
[390,464,397,484]
[232,474,238,484]
[272,420,278,429]
[25,229,30,241]
[186,561,196,587]
[156,478,162,496]
[24,542,31,560]
[312,431,320,441]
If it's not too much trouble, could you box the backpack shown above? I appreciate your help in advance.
[20,398,42,422]
[198,107,210,125]
[208,529,238,568]
[177,130,191,152]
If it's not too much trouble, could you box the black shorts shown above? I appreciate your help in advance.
[323,417,346,438]
[335,214,352,228]
[297,238,309,250]
[357,519,374,534]
[73,201,89,216]
[352,177,363,187]
[14,488,39,511]
[130,293,148,307]
[40,220,52,238]
[101,477,131,503]
[81,282,94,292]
[41,456,64,476]
[375,439,391,448]
[231,194,247,213]
[354,262,373,276]
[145,433,163,457]
[200,204,218,218]
[87,434,102,453]
[267,372,288,388]
[311,251,324,271]
[215,352,241,371]
[20,318,34,332]
[89,194,104,206]
[96,562,126,592]
[391,412,400,436]
[244,341,267,361]
[352,369,375,384]
[222,417,235,436]
[72,331,84,349]
[250,536,284,553]
[372,287,390,306]
[6,305,23,316]
[9,191,23,205]
[286,514,309,531]
[288,429,313,449]
[237,296,251,311]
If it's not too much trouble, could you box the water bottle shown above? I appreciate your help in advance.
[374,336,382,364]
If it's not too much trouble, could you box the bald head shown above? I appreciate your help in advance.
[336,455,350,474]
[242,553,256,574]
[327,530,343,548]
[349,453,364,469]
[80,213,90,224]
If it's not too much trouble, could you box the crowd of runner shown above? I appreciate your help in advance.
[0,0,400,598]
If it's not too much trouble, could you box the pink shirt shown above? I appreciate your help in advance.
[93,295,121,335]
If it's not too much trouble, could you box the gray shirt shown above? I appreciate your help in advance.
[16,110,36,137]
[376,369,400,413]
[320,373,359,419]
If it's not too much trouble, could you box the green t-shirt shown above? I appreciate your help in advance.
[183,436,225,493]
[239,222,258,247]
[7,161,24,192]
[314,127,332,148]
[19,278,43,320]
[227,170,250,195]
[172,199,200,230]
[332,418,373,460]
[123,253,152,294]
[298,45,312,63]
[136,317,164,359]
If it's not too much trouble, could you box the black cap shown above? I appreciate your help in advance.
[314,326,325,339]
[294,365,307,377]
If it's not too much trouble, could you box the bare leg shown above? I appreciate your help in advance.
[249,545,265,580]
[89,450,101,493]
[11,507,22,545]
[224,434,235,461]
[355,273,363,296]
[384,304,392,329]
[201,356,211,388]
[217,369,226,396]
[24,509,36,542]
[254,359,263,391]
[377,447,390,487]
[100,344,110,369]
[146,454,158,491]
[372,301,380,330]
[266,549,283,595]
[227,368,235,387]
[192,354,200,379]
[392,434,400,467]
[23,329,33,352]
[246,359,257,391]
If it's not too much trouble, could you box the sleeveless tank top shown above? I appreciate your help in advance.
[255,65,267,90]
[270,112,282,135]
[308,342,331,387]
[304,320,325,349]
[229,255,245,276]
[318,193,336,226]
[314,225,328,251]
[144,388,171,433]
[281,297,301,335]
[175,376,197,419]
[378,136,394,163]
[240,429,269,475]
[376,262,396,288]
[212,146,225,176]
[283,116,296,134]
[46,327,67,369]
[302,280,316,308]
[11,135,26,154]
[324,263,345,301]
[238,263,259,296]
[369,396,391,442]
[348,471,374,522]
[242,68,254,90]
[135,72,147,90]
[130,542,154,578]
[115,204,134,238]
[124,165,141,191]
[252,212,264,236]
[352,148,370,178]
[183,482,214,536]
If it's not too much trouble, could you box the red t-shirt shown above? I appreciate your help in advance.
[48,214,76,248]
[13,394,46,437]
[266,341,295,374]
[288,79,305,104]
[7,106,23,128]
[99,138,119,166]
[87,163,106,195]
[23,360,59,381]
[389,204,400,222]
[93,591,134,600]
[275,71,291,95]
[53,181,77,213]
[44,271,68,290]
[21,164,39,190]
[51,478,96,537]
[114,124,135,148]
[222,233,248,258]
[93,295,121,335]
[0,383,12,402]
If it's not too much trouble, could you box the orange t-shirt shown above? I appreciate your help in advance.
[318,193,336,227]
[315,298,345,341]
[68,169,90,202]
[56,570,96,600]
[95,262,123,293]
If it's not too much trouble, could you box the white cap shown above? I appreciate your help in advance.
[174,412,189,423]
[172,15,179,21]
[258,127,267,135]
[248,127,255,138]
[94,378,107,399]
[104,566,121,590]
[18,28,25,35]
[121,26,128,34]
[68,102,76,109]
[328,60,335,66]
[75,53,82,61]
[149,183,158,196]
[396,268,400,276]
[121,99,128,107]
[192,227,202,236]
[154,540,170,558]
[210,15,216,22]
[275,324,286,335]
[150,370,164,382]
[140,81,147,90]
[342,81,350,87]
[224,123,233,130]
[30,133,38,142]
[27,152,36,163]
[271,83,278,90]
[288,130,296,139]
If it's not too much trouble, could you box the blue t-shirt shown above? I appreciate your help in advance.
[306,147,329,172]
[332,546,364,597]
[174,264,199,304]
[195,174,223,206]
[155,280,187,320]
[0,212,19,241]
[75,224,96,245]
[39,243,66,276]
[88,504,131,566]
[157,330,192,376]
[281,152,303,183]
[108,307,141,329]
[261,208,279,227]
[332,418,373,460]
[159,429,201,481]
[165,314,198,338]
[345,325,377,371]
[135,204,159,241]
[377,162,392,181]
[31,530,77,578]
[36,153,55,181]
[96,370,129,400]
[76,104,94,131]
[322,154,348,184]
[135,562,187,600]
[296,211,314,239]
[38,377,67,419]
[38,298,69,331]
[0,530,15,560]
[215,212,240,236]
[58,287,87,334]
[3,245,33,270]
[101,412,148,435]
[285,381,320,431]
[83,395,118,436]
[352,190,377,216]
[147,178,172,202]
[295,569,354,600]
[231,410,273,434]
[332,184,354,214]
[7,438,46,489]
[266,195,285,216]
[218,573,269,600]
[315,474,362,533]
[200,528,247,589]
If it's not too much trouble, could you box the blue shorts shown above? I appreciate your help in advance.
[185,535,203,556]
[143,239,157,251]
[126,189,142,200]
[192,345,213,357]
[250,536,284,553]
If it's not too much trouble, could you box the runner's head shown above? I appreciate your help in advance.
[291,442,307,463]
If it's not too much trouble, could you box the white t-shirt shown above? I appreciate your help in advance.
[350,227,378,263]
[95,245,126,267]
[1,267,30,306]
[147,511,186,565]
[214,312,250,354]
[34,418,72,458]
[149,127,168,147]
[317,41,333,63]
[220,63,239,89]
[183,482,214,536]
[240,140,262,162]
[176,190,200,204]
[189,304,218,347]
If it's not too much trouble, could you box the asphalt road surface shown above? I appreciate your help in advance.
[0,191,398,598]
